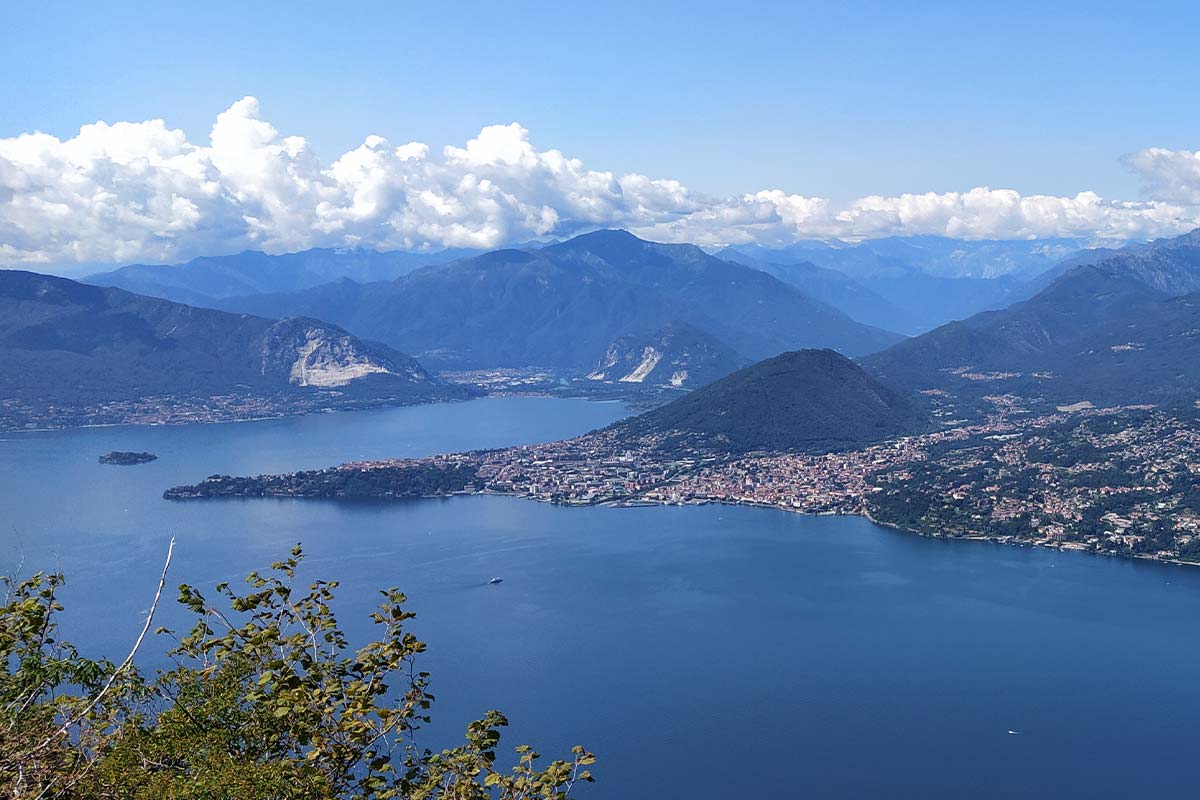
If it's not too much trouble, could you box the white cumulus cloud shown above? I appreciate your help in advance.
[1123,146,1200,206]
[1,96,1199,267]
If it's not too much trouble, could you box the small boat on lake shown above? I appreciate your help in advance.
[488,577,503,585]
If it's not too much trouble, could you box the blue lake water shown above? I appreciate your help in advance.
[3,396,1200,798]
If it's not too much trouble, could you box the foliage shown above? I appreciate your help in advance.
[164,462,482,501]
[620,348,922,454]
[1,546,594,799]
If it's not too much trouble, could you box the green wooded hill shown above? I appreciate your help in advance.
[616,348,922,453]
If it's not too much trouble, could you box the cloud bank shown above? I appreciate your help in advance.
[2,96,1199,267]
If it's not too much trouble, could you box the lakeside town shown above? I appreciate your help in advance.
[0,387,474,432]
[0,367,678,432]
[168,396,1200,565]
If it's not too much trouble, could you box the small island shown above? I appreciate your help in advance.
[99,451,158,465]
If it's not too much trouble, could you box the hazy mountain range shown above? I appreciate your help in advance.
[77,232,1124,345]
[8,225,1200,441]
[87,247,479,305]
[862,228,1200,411]
[622,227,1200,452]
[724,236,1086,281]
[719,237,1086,334]
[211,230,901,369]
[604,226,1200,455]
[1024,228,1200,295]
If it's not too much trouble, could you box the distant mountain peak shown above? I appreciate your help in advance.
[545,228,709,265]
[472,248,539,265]
[545,229,658,261]
[563,228,645,246]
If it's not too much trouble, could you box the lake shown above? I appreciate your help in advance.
[3,396,1200,798]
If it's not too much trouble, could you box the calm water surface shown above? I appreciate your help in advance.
[3,396,1199,799]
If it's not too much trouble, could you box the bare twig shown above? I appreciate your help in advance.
[32,536,176,753]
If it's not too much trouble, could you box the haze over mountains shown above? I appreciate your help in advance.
[1026,229,1200,296]
[720,237,1082,334]
[862,227,1200,411]
[87,247,479,306]
[73,230,1125,351]
[614,227,1200,453]
[78,233,1099,340]
[213,230,901,369]
[72,229,1165,353]
[725,236,1086,280]
[7,222,1200,441]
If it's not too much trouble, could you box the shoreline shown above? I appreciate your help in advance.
[0,392,561,435]
[169,480,1200,570]
[495,491,1200,569]
[596,494,1200,568]
[0,383,659,435]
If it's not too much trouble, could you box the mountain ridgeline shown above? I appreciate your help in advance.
[861,227,1200,411]
[615,349,922,454]
[13,225,1200,441]
[720,236,1075,334]
[215,230,903,370]
[0,271,465,429]
[616,227,1200,454]
[86,247,480,305]
[1025,228,1200,296]
[724,236,1085,281]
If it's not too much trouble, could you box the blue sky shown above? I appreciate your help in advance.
[5,0,1198,199]
[2,0,1200,266]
